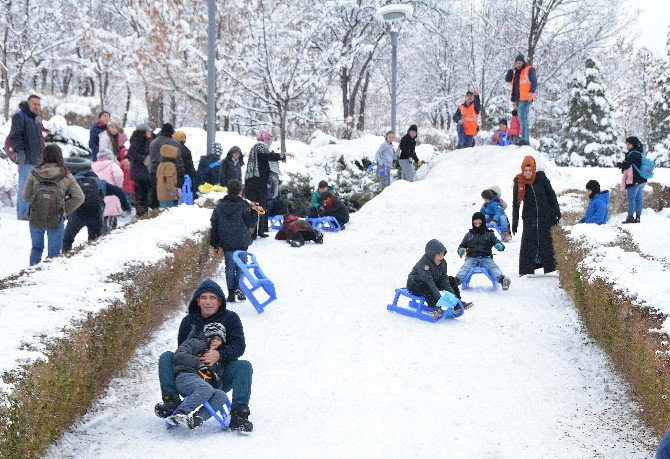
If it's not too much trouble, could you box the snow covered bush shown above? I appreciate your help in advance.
[560,58,619,166]
[0,158,18,208]
[648,40,670,167]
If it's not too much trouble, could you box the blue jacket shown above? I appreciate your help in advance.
[490,130,510,146]
[481,195,505,223]
[579,190,609,224]
[177,279,245,365]
[196,153,221,188]
[88,122,107,161]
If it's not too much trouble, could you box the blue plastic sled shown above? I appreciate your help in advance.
[461,266,498,291]
[367,162,390,177]
[306,216,341,233]
[232,250,277,314]
[268,215,284,230]
[486,223,503,239]
[386,288,464,322]
[179,175,194,205]
[166,395,232,430]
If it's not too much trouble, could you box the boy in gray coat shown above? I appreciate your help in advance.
[374,131,396,186]
[167,323,228,429]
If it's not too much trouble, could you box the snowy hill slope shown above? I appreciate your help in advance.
[47,146,656,457]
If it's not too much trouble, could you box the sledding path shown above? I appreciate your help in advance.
[47,147,656,458]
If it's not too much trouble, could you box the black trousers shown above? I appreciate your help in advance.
[134,179,151,216]
[407,277,461,307]
[63,212,103,252]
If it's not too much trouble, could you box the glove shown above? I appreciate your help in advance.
[512,224,518,235]
[495,242,504,252]
[490,220,497,226]
[457,248,465,257]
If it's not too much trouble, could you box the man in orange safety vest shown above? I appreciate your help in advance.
[453,89,480,149]
[505,54,537,146]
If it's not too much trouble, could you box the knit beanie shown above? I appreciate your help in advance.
[160,123,175,137]
[585,180,601,198]
[174,130,186,141]
[211,142,223,158]
[515,54,526,63]
[203,322,226,342]
[408,124,418,133]
[97,149,115,161]
[472,212,487,232]
[472,212,486,223]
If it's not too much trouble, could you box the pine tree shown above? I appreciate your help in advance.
[648,33,670,167]
[560,58,619,166]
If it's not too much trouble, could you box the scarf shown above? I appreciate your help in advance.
[269,160,281,176]
[245,142,267,179]
[515,155,537,203]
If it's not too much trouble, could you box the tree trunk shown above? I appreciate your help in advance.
[170,93,177,126]
[341,68,351,139]
[279,102,287,154]
[1,19,10,121]
[356,69,370,132]
[123,83,131,127]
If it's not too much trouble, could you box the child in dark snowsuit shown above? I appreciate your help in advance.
[317,191,349,229]
[210,179,258,302]
[407,239,472,319]
[167,322,228,430]
[455,212,511,290]
[220,146,244,186]
[196,142,222,188]
[275,214,324,247]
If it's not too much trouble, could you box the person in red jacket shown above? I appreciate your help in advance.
[275,214,324,247]
[508,109,521,145]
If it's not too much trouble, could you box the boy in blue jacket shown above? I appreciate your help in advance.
[481,188,511,242]
[578,180,609,225]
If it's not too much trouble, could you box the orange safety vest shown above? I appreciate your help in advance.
[513,65,534,101]
[458,103,479,136]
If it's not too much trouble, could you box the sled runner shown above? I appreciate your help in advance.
[386,288,464,322]
[305,216,341,233]
[166,396,232,430]
[268,215,284,230]
[461,266,498,291]
[233,251,277,314]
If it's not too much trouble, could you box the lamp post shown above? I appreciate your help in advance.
[206,0,216,154]
[378,4,413,134]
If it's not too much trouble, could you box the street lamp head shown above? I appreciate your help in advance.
[377,4,414,23]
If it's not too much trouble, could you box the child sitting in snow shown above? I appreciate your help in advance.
[167,323,228,430]
[490,119,510,146]
[455,212,511,290]
[481,187,512,242]
[578,180,609,225]
[407,239,473,319]
[316,190,350,229]
[275,213,324,247]
[508,109,521,145]
[308,180,334,217]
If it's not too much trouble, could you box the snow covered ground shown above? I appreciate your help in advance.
[45,146,660,457]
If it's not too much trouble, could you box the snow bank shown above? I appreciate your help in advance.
[0,205,211,396]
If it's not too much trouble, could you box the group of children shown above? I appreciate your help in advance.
[490,110,521,146]
[407,188,513,319]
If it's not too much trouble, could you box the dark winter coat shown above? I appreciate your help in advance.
[8,102,43,165]
[318,194,349,225]
[196,153,222,188]
[275,214,317,241]
[220,155,244,186]
[512,171,560,275]
[579,191,609,225]
[244,143,285,203]
[398,133,419,161]
[127,139,151,182]
[178,142,196,186]
[505,65,538,102]
[616,150,648,187]
[210,195,257,252]
[458,228,502,259]
[72,170,132,216]
[88,122,107,161]
[172,332,212,377]
[452,95,481,123]
[176,279,245,365]
[407,239,454,300]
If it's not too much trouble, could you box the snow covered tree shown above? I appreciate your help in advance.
[559,58,619,166]
[648,34,670,166]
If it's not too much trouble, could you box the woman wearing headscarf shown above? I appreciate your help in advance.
[244,131,294,237]
[511,156,561,275]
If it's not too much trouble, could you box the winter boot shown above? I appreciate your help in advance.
[432,306,443,320]
[258,232,270,238]
[502,232,512,242]
[235,288,246,301]
[155,395,181,418]
[229,405,253,432]
[227,291,237,303]
[187,414,204,430]
[453,304,463,315]
[622,216,636,224]
[499,276,511,291]
[314,231,324,244]
[462,301,474,310]
[166,412,187,426]
[635,215,641,223]
[289,239,304,247]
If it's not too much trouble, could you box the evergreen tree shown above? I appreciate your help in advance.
[560,58,619,166]
[648,34,670,167]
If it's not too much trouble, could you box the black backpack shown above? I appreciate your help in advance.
[28,171,65,230]
[75,176,104,215]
